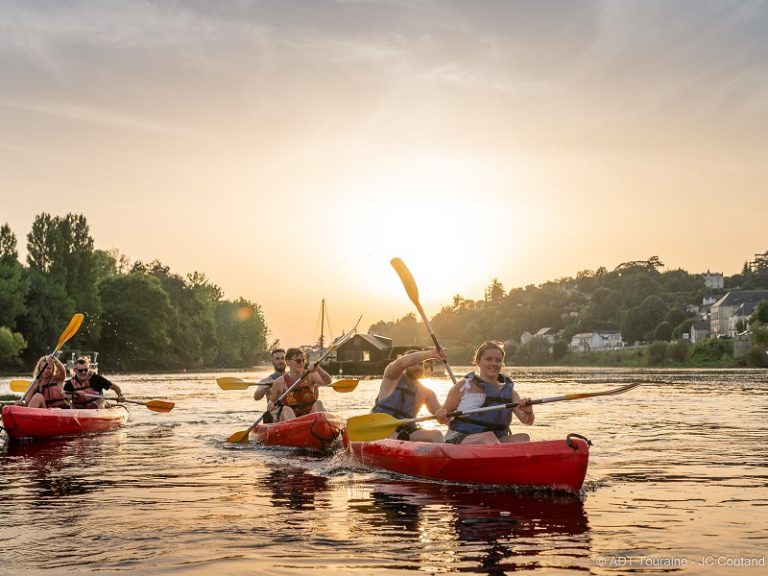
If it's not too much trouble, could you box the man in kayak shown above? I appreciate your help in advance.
[371,348,446,442]
[254,348,287,423]
[436,340,533,444]
[64,357,125,409]
[267,348,332,421]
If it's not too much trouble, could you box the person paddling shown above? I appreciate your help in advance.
[64,357,125,409]
[371,348,445,443]
[437,341,533,444]
[253,348,287,423]
[18,355,69,409]
[267,348,331,421]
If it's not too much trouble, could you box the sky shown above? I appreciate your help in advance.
[1,0,767,346]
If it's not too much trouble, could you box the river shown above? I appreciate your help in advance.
[1,368,766,575]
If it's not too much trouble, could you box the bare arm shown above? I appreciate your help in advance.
[512,390,535,425]
[436,382,463,423]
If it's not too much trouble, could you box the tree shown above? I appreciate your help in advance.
[653,321,673,342]
[0,326,26,368]
[98,272,175,371]
[0,224,28,328]
[25,213,102,346]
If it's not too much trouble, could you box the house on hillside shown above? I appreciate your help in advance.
[569,331,624,352]
[520,327,555,346]
[690,318,711,343]
[709,291,768,336]
[702,272,724,289]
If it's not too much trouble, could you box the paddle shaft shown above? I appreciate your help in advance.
[390,258,458,386]
[229,316,361,442]
[406,382,642,426]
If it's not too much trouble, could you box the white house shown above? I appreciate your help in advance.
[570,331,624,352]
[702,272,724,290]
[520,327,555,346]
[710,291,768,336]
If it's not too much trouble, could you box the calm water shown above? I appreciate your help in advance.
[1,368,766,575]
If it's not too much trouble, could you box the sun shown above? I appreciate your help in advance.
[327,153,525,314]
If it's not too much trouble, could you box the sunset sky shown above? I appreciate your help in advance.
[2,1,766,346]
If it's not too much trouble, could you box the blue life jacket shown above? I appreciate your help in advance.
[448,372,515,438]
[372,376,418,420]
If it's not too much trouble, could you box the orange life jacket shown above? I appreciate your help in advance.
[69,372,100,409]
[281,373,318,417]
[39,377,70,409]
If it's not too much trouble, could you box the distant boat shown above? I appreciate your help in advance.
[57,350,99,374]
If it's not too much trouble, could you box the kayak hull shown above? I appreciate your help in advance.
[249,412,344,452]
[1,405,128,440]
[343,432,590,493]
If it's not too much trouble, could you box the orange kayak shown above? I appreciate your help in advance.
[1,405,128,440]
[249,412,344,452]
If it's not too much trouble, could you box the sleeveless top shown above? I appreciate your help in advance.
[448,372,515,438]
[372,376,418,420]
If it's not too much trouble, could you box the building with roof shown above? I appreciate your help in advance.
[709,291,768,336]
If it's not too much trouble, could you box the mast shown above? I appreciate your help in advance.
[319,299,325,354]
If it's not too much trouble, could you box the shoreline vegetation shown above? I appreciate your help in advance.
[2,214,767,373]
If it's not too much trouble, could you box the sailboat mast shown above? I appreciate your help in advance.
[319,299,325,354]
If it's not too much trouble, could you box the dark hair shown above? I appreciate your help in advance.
[285,347,303,361]
[75,358,89,366]
[270,348,286,357]
[473,341,505,364]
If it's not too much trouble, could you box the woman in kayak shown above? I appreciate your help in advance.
[436,341,534,444]
[18,355,69,409]
[267,348,332,421]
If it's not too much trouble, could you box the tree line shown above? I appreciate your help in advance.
[0,214,268,372]
[368,256,768,367]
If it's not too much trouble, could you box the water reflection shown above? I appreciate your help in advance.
[1,437,112,503]
[350,480,591,573]
[263,466,330,511]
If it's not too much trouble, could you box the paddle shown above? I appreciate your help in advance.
[390,258,458,386]
[16,313,85,398]
[73,392,175,413]
[9,379,34,393]
[346,382,642,441]
[226,316,362,444]
[216,376,359,393]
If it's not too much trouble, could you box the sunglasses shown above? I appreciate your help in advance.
[290,357,305,363]
[76,368,88,373]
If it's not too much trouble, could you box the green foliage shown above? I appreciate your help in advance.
[513,337,551,366]
[98,272,175,371]
[745,345,768,367]
[0,224,28,328]
[213,298,268,367]
[0,326,26,367]
[646,341,668,366]
[653,321,673,342]
[690,338,735,365]
[667,340,690,363]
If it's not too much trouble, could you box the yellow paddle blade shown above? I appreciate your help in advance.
[390,258,420,308]
[144,399,175,413]
[55,313,85,353]
[346,412,405,442]
[227,429,251,444]
[216,377,258,390]
[329,378,358,393]
[9,379,32,393]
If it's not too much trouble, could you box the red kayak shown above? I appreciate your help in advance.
[1,405,128,440]
[342,432,590,493]
[249,412,344,452]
